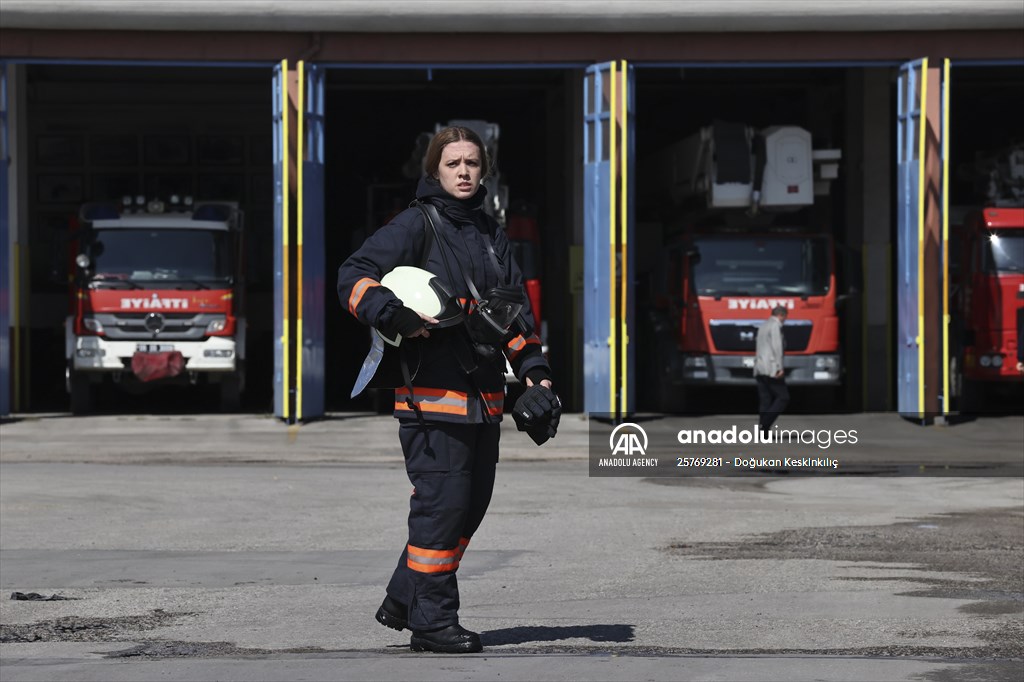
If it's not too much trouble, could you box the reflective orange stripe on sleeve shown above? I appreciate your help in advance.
[506,333,541,360]
[348,277,380,316]
[481,391,503,417]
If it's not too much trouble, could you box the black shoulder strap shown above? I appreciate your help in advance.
[411,201,460,292]
[417,203,435,270]
[480,231,506,280]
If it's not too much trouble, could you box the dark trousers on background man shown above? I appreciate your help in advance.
[756,375,789,434]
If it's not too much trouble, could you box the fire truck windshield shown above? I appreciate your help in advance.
[87,228,232,285]
[691,235,831,297]
[981,230,1024,273]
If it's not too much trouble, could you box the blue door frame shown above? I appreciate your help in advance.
[896,59,928,418]
[272,61,291,420]
[298,63,326,421]
[583,61,635,419]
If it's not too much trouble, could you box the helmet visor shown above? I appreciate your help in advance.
[479,286,525,332]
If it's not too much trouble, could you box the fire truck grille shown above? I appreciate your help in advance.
[709,320,812,352]
[93,313,222,341]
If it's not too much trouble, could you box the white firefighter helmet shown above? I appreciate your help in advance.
[376,266,464,347]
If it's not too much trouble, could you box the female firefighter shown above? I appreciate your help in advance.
[337,126,560,653]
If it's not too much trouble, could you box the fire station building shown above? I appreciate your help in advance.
[1,2,1022,420]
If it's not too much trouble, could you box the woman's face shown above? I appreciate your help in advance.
[435,140,483,200]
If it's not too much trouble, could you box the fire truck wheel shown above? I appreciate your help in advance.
[69,371,96,415]
[961,379,987,415]
[219,373,242,413]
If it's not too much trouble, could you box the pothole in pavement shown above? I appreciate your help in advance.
[0,609,189,643]
[663,507,1024,659]
[104,641,328,658]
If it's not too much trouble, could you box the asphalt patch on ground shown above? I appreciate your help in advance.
[0,609,186,643]
[104,641,327,658]
[664,506,1024,662]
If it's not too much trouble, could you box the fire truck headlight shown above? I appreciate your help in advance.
[203,349,234,358]
[979,355,992,367]
[991,355,1003,368]
[76,348,105,358]
[205,317,227,333]
[82,317,103,333]
[815,357,838,369]
[684,355,708,368]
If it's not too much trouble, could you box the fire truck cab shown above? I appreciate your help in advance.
[642,122,844,411]
[65,199,246,413]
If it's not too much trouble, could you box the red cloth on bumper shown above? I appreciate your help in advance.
[131,351,185,382]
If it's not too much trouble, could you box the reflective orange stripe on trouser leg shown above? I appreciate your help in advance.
[407,544,461,574]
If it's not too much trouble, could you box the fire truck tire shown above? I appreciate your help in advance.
[659,384,689,415]
[219,373,242,413]
[805,386,839,413]
[69,371,96,415]
[961,379,986,415]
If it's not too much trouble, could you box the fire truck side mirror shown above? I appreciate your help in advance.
[75,253,91,270]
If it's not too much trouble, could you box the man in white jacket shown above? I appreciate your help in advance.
[754,305,789,435]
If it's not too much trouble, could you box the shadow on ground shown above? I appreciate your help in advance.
[481,624,635,646]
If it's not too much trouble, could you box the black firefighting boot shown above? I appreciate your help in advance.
[375,595,409,631]
[410,624,483,654]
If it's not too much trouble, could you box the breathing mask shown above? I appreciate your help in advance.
[465,285,525,349]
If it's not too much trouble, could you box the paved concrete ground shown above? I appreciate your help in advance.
[0,412,1022,681]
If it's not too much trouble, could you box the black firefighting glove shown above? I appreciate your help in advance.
[512,384,562,446]
[379,306,424,340]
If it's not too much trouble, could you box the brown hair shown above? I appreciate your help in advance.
[423,126,491,179]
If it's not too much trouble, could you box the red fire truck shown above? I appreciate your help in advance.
[65,199,246,414]
[642,122,844,411]
[951,206,1024,404]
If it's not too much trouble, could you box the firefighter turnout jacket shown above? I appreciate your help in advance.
[338,178,549,424]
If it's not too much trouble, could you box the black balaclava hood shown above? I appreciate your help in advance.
[416,175,489,229]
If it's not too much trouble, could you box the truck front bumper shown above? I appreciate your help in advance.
[679,353,841,386]
[71,336,238,373]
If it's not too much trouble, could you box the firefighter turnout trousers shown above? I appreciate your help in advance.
[386,420,500,631]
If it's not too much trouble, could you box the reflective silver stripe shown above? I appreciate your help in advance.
[408,553,459,566]
[407,545,461,566]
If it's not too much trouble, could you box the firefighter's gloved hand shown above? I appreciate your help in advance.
[380,306,424,340]
[512,385,562,446]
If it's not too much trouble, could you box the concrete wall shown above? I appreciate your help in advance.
[2,1,1022,33]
